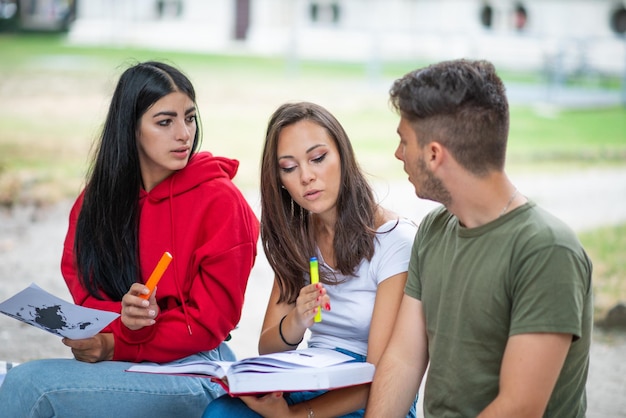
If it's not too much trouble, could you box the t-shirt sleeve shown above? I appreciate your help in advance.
[509,244,592,339]
[404,210,439,301]
[373,220,417,285]
[404,234,421,300]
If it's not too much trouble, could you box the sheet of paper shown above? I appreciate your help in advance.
[0,283,119,339]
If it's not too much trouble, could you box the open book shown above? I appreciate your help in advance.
[126,347,374,395]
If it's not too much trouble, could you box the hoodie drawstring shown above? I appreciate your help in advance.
[169,175,193,335]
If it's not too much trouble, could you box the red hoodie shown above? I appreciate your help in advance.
[61,152,259,363]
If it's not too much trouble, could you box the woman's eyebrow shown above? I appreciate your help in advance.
[152,110,176,118]
[152,106,196,118]
[306,144,326,153]
[278,144,326,161]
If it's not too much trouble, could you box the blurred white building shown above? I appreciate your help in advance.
[65,0,626,76]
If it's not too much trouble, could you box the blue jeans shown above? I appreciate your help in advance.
[0,343,235,418]
[202,348,418,418]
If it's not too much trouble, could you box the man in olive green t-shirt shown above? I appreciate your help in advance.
[365,59,592,418]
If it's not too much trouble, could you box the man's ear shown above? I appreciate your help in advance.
[427,142,444,167]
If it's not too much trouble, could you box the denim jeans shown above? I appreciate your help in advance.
[0,343,235,418]
[202,348,418,418]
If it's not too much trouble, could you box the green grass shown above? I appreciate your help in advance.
[1,33,624,191]
[0,32,624,191]
[508,106,626,164]
[1,33,625,317]
[579,224,626,320]
[504,96,625,176]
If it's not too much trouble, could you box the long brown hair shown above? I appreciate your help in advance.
[260,102,377,304]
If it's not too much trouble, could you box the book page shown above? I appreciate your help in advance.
[128,360,230,379]
[230,347,354,372]
[126,348,353,376]
[0,283,119,339]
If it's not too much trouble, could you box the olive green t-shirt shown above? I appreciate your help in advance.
[406,201,592,417]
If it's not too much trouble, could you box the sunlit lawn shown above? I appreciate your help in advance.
[1,34,625,196]
[579,224,626,320]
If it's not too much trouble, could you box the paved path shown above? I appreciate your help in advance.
[0,167,625,416]
[371,166,626,233]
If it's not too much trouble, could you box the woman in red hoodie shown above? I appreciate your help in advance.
[0,61,260,417]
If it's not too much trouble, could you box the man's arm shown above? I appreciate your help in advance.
[478,332,572,418]
[365,294,428,418]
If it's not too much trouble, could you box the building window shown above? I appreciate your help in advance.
[610,5,626,34]
[310,1,340,24]
[480,3,494,29]
[156,0,183,19]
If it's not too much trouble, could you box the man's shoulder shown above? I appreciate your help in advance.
[416,205,453,237]
[515,202,581,246]
[421,205,450,226]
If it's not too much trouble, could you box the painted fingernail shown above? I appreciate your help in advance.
[325,303,331,311]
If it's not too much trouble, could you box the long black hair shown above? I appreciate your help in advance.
[75,61,202,300]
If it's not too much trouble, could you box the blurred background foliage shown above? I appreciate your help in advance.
[0,33,625,320]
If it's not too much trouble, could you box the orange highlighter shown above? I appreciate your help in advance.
[310,257,321,322]
[139,252,173,300]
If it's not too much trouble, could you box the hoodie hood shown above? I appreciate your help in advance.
[141,151,239,202]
